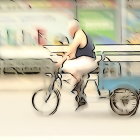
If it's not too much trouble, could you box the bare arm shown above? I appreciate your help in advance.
[56,32,81,67]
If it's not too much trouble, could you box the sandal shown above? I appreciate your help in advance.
[75,95,87,110]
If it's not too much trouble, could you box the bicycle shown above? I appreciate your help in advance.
[32,51,140,116]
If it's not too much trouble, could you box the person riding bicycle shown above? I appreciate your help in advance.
[56,20,98,110]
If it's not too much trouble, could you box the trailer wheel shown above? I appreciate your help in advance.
[110,88,139,116]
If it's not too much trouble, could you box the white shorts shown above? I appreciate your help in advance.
[62,56,98,76]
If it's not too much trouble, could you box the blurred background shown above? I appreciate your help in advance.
[0,0,140,46]
[0,1,140,136]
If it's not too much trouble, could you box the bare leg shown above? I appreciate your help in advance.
[73,74,89,110]
[62,56,98,109]
[72,74,88,95]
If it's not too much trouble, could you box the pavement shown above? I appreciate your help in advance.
[0,74,140,136]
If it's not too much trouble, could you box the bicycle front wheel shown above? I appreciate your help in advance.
[32,89,60,115]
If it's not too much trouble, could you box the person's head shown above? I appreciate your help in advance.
[68,20,80,38]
